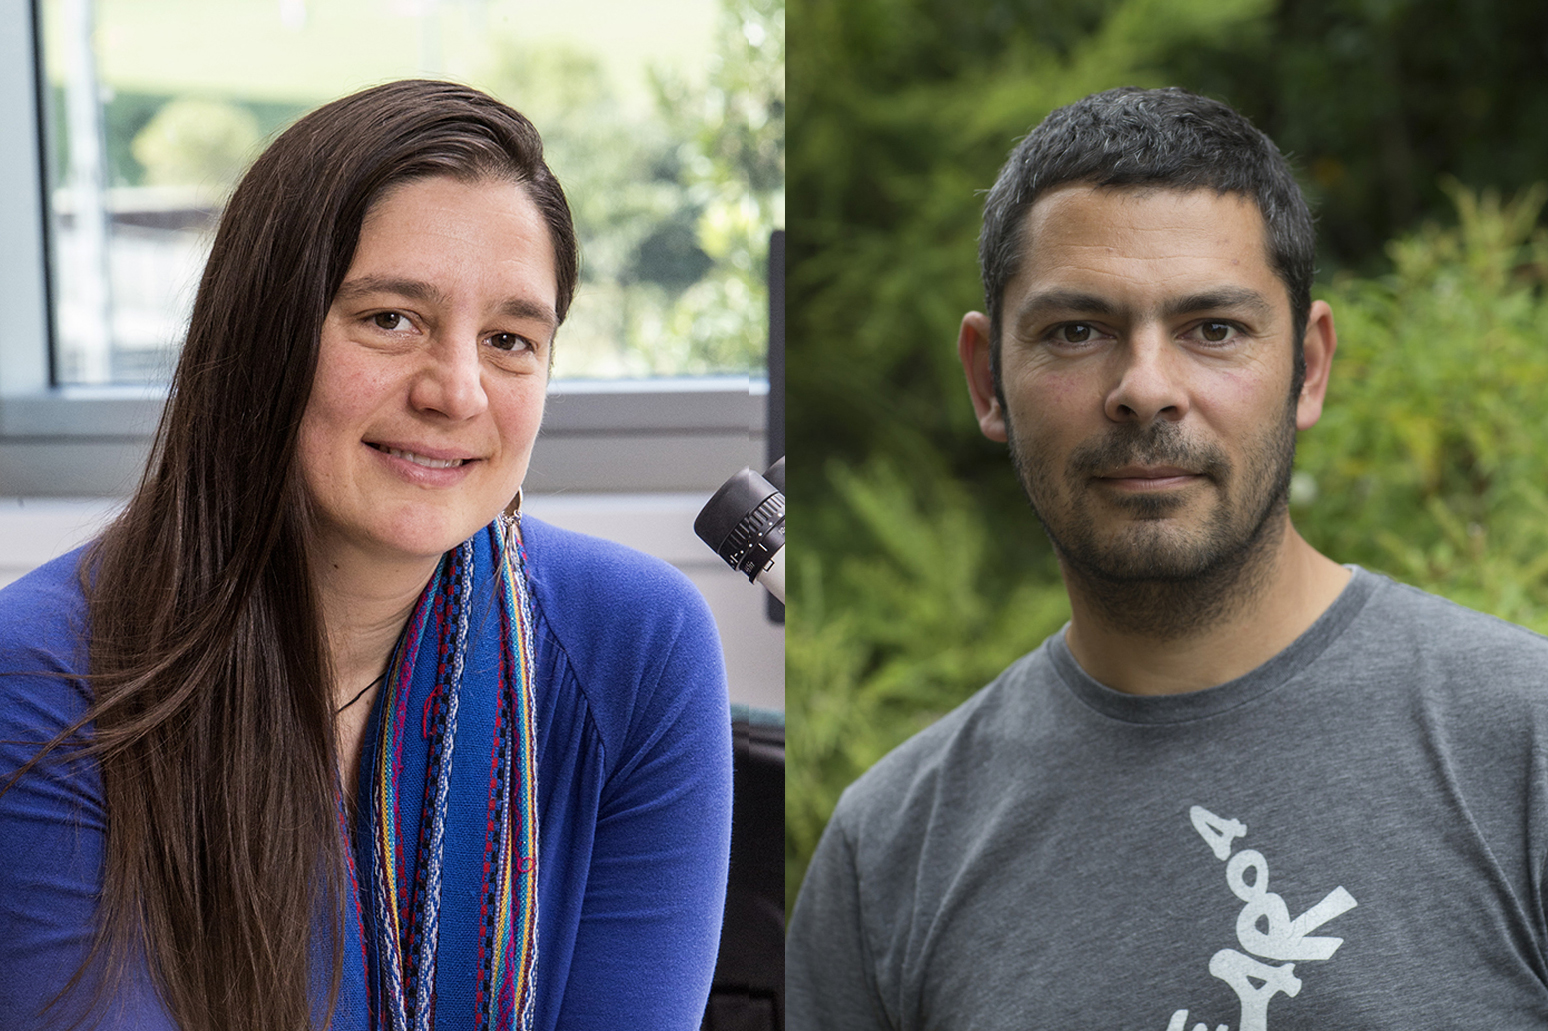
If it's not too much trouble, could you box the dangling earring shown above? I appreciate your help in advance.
[499,487,524,549]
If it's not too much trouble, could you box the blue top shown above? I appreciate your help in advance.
[0,516,732,1030]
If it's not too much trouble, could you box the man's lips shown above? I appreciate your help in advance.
[1094,466,1204,490]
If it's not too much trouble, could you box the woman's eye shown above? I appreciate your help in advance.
[371,311,409,331]
[488,332,531,353]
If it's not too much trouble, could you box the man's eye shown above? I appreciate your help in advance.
[1198,321,1235,343]
[371,312,408,331]
[1055,323,1094,343]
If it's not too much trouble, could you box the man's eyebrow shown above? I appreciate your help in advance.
[334,276,557,329]
[1013,286,1277,327]
[1014,290,1120,323]
[1163,288,1275,320]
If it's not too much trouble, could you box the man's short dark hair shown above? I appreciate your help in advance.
[979,86,1314,397]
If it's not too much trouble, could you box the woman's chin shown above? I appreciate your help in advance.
[316,510,498,572]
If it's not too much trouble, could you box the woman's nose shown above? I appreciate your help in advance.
[409,336,488,420]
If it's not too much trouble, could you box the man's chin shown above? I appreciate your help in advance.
[1054,523,1231,583]
[1063,551,1223,584]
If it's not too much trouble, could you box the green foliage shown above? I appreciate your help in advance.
[130,98,261,189]
[482,0,783,378]
[1297,183,1548,630]
[50,89,304,190]
[1172,0,1548,275]
[654,0,785,374]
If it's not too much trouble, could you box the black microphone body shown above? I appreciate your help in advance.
[695,461,785,603]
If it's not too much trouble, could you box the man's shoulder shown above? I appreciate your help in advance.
[829,641,1060,842]
[1352,567,1548,681]
[1289,568,1548,756]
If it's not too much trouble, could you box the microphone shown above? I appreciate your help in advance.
[695,459,785,603]
[762,456,783,494]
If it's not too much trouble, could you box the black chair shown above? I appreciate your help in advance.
[702,706,784,1030]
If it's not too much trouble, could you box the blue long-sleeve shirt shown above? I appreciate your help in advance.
[0,516,732,1030]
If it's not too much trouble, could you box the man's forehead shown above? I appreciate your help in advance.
[1011,184,1278,287]
[989,184,1300,333]
[1021,182,1267,239]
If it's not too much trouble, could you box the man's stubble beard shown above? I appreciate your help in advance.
[1007,402,1298,641]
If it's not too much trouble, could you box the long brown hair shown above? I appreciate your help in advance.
[70,80,577,1030]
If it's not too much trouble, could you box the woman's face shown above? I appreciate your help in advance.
[297,175,558,571]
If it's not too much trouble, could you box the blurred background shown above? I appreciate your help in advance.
[786,0,1548,909]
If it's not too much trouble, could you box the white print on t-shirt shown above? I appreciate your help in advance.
[1162,805,1358,1031]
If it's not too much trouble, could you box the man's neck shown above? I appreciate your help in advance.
[1061,518,1351,696]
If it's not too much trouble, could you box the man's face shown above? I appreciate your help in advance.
[965,185,1319,584]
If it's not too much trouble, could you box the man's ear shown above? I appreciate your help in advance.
[959,311,1008,443]
[1296,299,1337,431]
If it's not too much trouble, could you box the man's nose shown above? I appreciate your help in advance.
[1103,326,1189,425]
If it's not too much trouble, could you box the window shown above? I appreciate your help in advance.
[38,0,782,385]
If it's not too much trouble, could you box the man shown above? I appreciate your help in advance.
[787,87,1548,1029]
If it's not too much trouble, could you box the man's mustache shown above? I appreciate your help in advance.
[1065,424,1230,481]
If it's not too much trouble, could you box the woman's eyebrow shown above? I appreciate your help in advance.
[333,275,448,308]
[334,277,557,330]
[497,298,558,330]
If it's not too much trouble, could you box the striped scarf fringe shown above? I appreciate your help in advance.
[343,516,539,1030]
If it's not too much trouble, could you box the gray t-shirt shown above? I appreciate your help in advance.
[788,568,1548,1029]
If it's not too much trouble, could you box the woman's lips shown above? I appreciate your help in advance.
[372,444,466,469]
[365,441,480,484]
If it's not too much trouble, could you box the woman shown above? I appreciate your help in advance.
[0,81,731,1031]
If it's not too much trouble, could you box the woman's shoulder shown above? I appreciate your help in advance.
[517,515,717,644]
[0,546,91,680]
[0,547,92,752]
[516,516,726,749]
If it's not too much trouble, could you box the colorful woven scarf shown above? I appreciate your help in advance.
[335,516,539,1031]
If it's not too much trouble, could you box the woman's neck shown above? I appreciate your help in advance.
[313,542,437,701]
[312,537,438,800]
